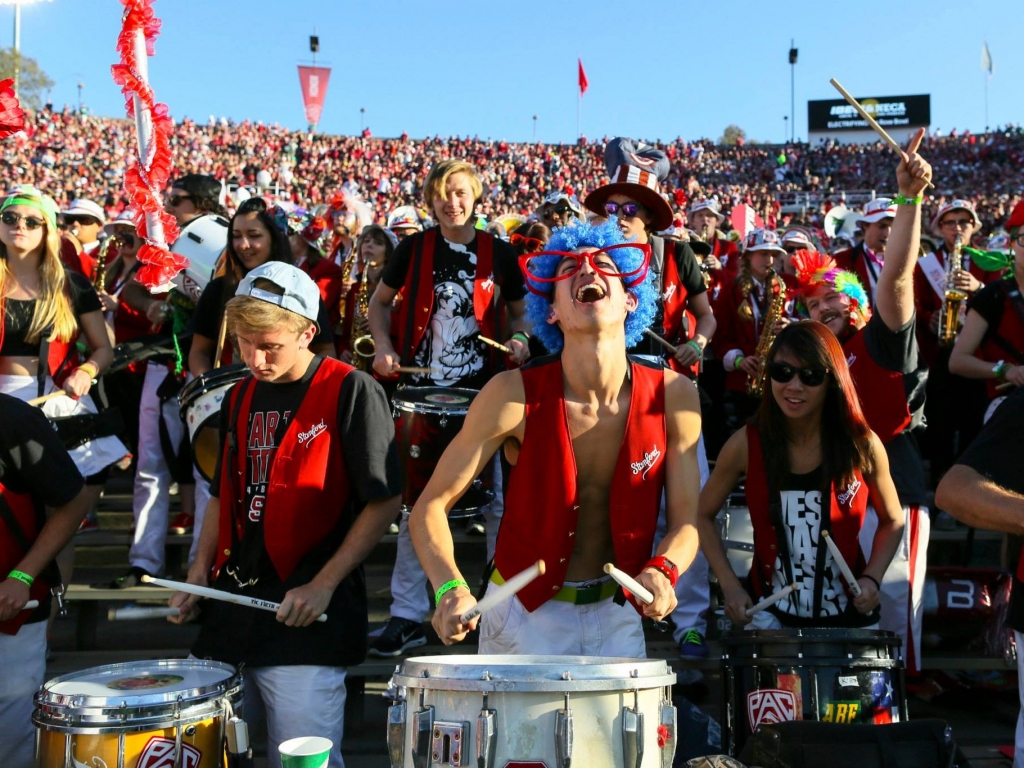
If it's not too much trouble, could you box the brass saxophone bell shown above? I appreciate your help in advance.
[353,335,376,358]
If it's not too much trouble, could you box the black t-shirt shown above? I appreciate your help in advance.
[190,275,334,349]
[0,394,84,623]
[196,357,401,667]
[967,278,1024,366]
[954,389,1024,631]
[381,227,525,389]
[0,271,102,356]
[860,313,928,506]
[629,237,706,357]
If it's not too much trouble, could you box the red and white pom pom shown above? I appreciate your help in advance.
[0,78,26,140]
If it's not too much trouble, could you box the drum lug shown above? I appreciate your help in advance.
[431,720,470,766]
[554,692,573,767]
[622,690,645,768]
[387,701,407,768]
[440,411,448,427]
[658,700,678,767]
[412,704,434,768]
[476,708,497,768]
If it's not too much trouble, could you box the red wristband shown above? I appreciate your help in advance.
[643,556,679,588]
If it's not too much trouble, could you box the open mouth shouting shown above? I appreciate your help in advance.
[574,281,607,304]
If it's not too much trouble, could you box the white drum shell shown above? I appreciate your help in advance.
[170,214,229,302]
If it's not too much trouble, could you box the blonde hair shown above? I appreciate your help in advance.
[0,224,78,344]
[225,280,315,337]
[423,161,482,208]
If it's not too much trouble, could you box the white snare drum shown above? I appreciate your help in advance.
[34,658,243,768]
[717,496,754,578]
[171,213,230,302]
[387,655,677,768]
[178,364,248,482]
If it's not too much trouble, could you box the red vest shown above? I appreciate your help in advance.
[390,228,498,362]
[216,358,353,581]
[660,240,698,377]
[0,485,51,635]
[843,326,911,443]
[495,356,667,612]
[745,425,869,599]
[978,279,1024,400]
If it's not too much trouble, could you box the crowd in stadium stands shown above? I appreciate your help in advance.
[2,106,1022,236]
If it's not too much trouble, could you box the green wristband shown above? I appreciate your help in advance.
[892,193,923,206]
[434,579,469,606]
[685,340,703,355]
[8,570,34,587]
[733,355,745,371]
[511,332,530,344]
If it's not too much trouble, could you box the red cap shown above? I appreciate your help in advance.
[1007,200,1024,232]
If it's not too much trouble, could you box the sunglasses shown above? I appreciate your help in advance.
[166,194,195,207]
[63,215,99,226]
[768,362,830,387]
[510,232,546,253]
[604,202,644,218]
[1,211,45,230]
[520,243,651,296]
[115,232,137,247]
[547,205,574,217]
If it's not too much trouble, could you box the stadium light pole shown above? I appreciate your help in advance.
[360,107,365,132]
[533,114,537,141]
[1,0,52,93]
[788,40,798,143]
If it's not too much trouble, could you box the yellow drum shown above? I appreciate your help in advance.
[34,659,242,768]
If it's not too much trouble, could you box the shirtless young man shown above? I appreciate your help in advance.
[409,220,702,657]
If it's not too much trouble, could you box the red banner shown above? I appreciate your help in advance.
[578,58,589,96]
[297,66,331,125]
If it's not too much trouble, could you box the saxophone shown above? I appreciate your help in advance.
[350,267,375,372]
[747,268,786,397]
[337,245,359,328]
[94,235,114,292]
[699,223,712,288]
[938,234,968,346]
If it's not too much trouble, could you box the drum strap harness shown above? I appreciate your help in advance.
[400,233,426,384]
[225,375,254,586]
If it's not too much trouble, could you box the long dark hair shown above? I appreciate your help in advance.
[757,321,874,492]
[223,198,293,298]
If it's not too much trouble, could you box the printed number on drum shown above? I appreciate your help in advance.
[822,701,861,723]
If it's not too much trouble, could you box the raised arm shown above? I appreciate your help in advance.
[876,128,933,332]
[409,371,525,644]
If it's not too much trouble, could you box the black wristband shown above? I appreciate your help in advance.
[860,574,881,591]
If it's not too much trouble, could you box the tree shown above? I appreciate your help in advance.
[0,47,54,110]
[719,124,746,146]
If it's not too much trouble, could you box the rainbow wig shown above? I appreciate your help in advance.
[523,218,657,353]
[791,250,871,324]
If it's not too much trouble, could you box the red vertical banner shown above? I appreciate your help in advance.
[297,66,331,125]
[578,58,589,96]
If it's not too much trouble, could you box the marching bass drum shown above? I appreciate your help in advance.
[179,364,249,482]
[170,213,229,302]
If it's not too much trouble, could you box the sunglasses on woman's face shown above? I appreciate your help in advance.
[1,211,45,230]
[510,232,545,253]
[768,361,830,387]
[604,201,644,218]
[166,194,194,207]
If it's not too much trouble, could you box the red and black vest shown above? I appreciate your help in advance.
[215,358,353,581]
[390,228,499,364]
[495,356,667,612]
[979,278,1024,400]
[745,425,869,599]
[0,485,52,635]
[843,327,911,444]
[660,240,698,378]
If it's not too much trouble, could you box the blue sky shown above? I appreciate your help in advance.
[4,0,1019,143]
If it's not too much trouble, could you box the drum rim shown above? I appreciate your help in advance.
[722,628,902,644]
[392,386,479,413]
[178,364,250,406]
[393,655,676,692]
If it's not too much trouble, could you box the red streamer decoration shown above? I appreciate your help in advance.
[0,78,25,140]
[110,0,185,289]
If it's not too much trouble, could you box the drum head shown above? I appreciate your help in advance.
[179,364,249,409]
[394,655,676,692]
[392,387,478,414]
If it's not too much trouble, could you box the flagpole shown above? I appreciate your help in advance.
[984,74,989,133]
[577,91,581,141]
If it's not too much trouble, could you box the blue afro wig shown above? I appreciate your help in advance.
[523,218,658,353]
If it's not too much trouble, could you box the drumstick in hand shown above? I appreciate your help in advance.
[821,530,863,597]
[478,335,512,354]
[644,329,678,356]
[745,584,796,617]
[603,563,654,604]
[141,575,328,622]
[460,561,545,624]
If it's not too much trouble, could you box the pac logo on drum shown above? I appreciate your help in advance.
[747,688,797,731]
[136,736,201,768]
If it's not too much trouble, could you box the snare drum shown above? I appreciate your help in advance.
[35,659,242,768]
[388,655,677,768]
[393,387,493,517]
[179,365,249,481]
[722,629,907,756]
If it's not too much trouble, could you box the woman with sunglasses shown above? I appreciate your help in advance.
[0,186,125,497]
[949,200,1024,422]
[188,198,335,377]
[509,222,551,258]
[697,322,904,630]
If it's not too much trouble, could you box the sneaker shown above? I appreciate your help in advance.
[168,512,194,535]
[387,521,400,535]
[465,516,486,536]
[77,516,100,533]
[368,617,427,658]
[109,566,153,589]
[679,629,709,658]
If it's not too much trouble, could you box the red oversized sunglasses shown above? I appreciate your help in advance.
[519,243,652,297]
[510,232,546,253]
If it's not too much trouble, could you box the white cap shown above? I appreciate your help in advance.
[781,229,813,248]
[930,198,982,232]
[386,205,424,232]
[61,198,104,222]
[102,209,136,237]
[858,198,897,225]
[236,262,321,329]
[689,199,725,220]
[744,228,785,254]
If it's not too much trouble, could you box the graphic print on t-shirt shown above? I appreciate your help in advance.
[772,488,848,618]
[246,409,292,523]
[411,239,487,386]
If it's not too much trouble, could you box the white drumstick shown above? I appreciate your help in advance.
[745,584,796,617]
[22,600,39,611]
[108,605,182,621]
[460,560,545,624]
[821,530,863,597]
[603,563,654,605]
[141,575,328,623]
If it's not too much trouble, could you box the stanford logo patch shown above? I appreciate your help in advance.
[136,736,201,768]
[747,688,797,731]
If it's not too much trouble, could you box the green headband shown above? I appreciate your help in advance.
[0,186,59,230]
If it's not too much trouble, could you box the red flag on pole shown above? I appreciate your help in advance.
[298,66,331,125]
[578,58,589,96]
